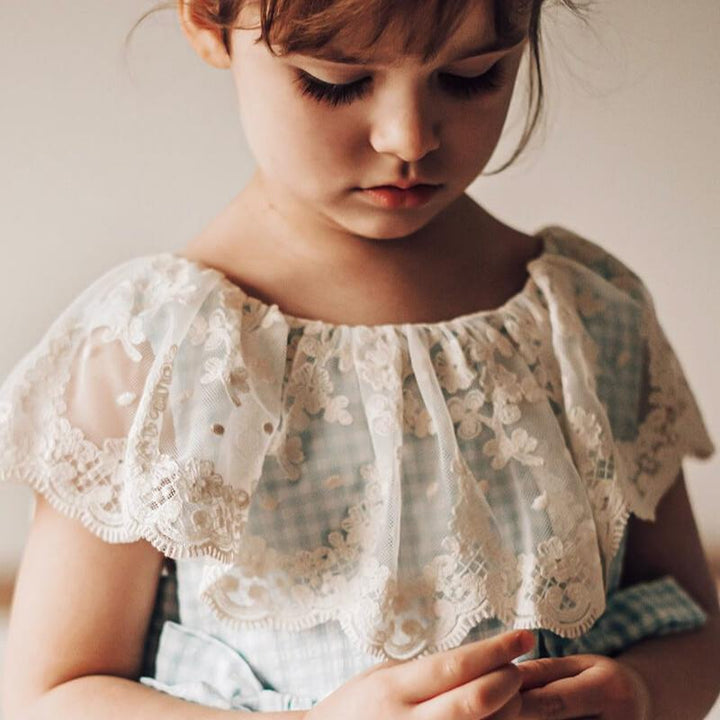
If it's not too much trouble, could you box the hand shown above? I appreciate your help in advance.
[516,654,652,719]
[305,629,535,720]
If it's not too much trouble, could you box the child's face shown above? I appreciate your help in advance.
[226,2,528,242]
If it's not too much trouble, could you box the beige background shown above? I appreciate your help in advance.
[0,0,718,580]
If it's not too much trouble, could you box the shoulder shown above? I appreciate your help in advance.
[537,225,648,304]
[79,252,220,322]
[34,252,228,366]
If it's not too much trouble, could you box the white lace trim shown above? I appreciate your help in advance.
[0,228,714,660]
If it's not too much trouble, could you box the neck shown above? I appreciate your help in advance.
[233,172,497,284]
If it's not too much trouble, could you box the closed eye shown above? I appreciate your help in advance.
[440,65,508,99]
[294,71,372,107]
[293,63,508,107]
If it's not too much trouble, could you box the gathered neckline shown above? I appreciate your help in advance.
[168,227,551,332]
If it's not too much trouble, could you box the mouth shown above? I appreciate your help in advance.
[358,184,442,209]
[365,180,440,190]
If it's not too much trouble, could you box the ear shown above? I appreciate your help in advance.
[177,0,232,69]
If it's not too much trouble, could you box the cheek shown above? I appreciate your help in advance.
[236,71,360,193]
[445,84,519,165]
[440,106,506,170]
[444,53,524,165]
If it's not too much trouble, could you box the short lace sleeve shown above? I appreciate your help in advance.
[615,275,715,518]
[541,227,715,528]
[0,255,220,544]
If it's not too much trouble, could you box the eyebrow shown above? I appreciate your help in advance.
[301,31,527,66]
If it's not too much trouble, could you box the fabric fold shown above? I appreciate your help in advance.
[0,227,714,663]
[140,621,317,711]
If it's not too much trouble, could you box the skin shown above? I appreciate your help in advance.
[2,2,719,719]
[177,0,544,326]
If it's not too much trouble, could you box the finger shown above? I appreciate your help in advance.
[414,664,522,720]
[393,630,535,702]
[517,656,595,690]
[519,672,605,719]
[485,692,523,720]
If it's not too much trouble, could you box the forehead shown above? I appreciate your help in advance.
[240,0,532,65]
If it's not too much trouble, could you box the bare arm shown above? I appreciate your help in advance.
[612,470,720,720]
[20,678,307,720]
[1,495,308,720]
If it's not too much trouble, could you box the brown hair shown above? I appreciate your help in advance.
[128,0,588,174]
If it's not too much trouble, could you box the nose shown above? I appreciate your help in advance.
[369,85,441,162]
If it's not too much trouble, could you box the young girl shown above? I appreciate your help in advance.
[1,1,719,718]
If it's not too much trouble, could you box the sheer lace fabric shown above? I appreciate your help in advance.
[0,226,714,660]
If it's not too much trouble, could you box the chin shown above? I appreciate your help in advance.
[338,203,446,242]
[349,216,435,242]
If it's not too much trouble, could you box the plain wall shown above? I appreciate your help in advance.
[0,0,718,575]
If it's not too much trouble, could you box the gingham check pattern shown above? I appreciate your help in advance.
[539,575,707,658]
[140,533,707,707]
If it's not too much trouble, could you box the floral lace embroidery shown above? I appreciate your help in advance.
[0,232,714,661]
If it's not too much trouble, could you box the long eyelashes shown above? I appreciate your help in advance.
[294,64,507,108]
[439,64,507,100]
[294,72,373,107]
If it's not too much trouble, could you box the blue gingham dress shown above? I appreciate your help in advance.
[0,226,713,712]
[136,541,707,712]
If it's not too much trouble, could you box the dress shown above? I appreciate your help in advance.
[0,225,714,711]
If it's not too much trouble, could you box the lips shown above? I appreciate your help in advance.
[360,184,440,209]
[367,181,438,190]
[372,183,435,190]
